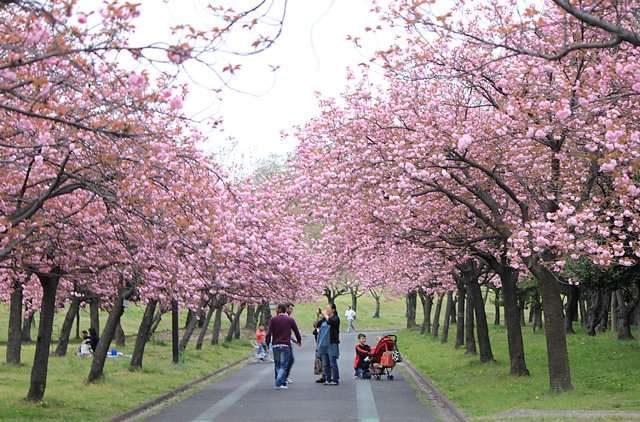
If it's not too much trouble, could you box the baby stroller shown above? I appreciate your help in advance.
[370,334,402,380]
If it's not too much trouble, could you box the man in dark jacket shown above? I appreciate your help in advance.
[266,303,302,390]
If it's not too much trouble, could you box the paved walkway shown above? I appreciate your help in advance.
[144,331,437,422]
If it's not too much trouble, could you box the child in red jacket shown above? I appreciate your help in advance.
[354,333,372,379]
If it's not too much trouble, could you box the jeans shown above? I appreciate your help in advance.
[285,346,294,378]
[347,319,355,333]
[273,347,291,387]
[355,367,371,379]
[257,342,266,356]
[321,353,339,383]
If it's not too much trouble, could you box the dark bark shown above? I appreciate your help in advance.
[114,321,125,348]
[564,284,579,334]
[225,303,245,343]
[22,311,34,343]
[499,265,530,376]
[418,290,433,335]
[75,309,81,340]
[146,304,165,342]
[450,296,457,324]
[531,289,543,333]
[196,299,217,350]
[211,298,226,346]
[465,286,476,355]
[579,298,586,327]
[586,290,602,336]
[526,260,573,392]
[454,286,465,349]
[184,309,195,330]
[88,287,134,382]
[26,268,62,402]
[89,296,100,334]
[179,296,208,350]
[431,295,443,339]
[6,278,24,364]
[611,293,618,333]
[494,289,501,325]
[615,289,635,340]
[259,301,272,326]
[441,291,454,344]
[53,295,81,357]
[466,276,494,363]
[244,305,256,330]
[595,291,611,333]
[519,295,526,327]
[130,299,157,369]
[406,292,417,329]
[172,299,179,364]
[371,290,381,318]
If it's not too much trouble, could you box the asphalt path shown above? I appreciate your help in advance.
[144,331,438,422]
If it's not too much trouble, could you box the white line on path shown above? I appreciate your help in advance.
[190,365,271,422]
[356,378,380,422]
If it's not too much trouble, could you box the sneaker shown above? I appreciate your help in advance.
[275,385,288,390]
[286,378,293,384]
[354,375,360,380]
[323,381,331,385]
[315,378,326,383]
[330,381,339,386]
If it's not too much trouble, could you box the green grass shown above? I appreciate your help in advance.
[397,325,640,419]
[0,339,252,422]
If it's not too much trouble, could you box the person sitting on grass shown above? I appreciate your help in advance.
[354,333,372,379]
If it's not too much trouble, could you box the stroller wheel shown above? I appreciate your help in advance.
[387,375,394,380]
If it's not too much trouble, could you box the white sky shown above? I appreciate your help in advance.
[129,1,394,169]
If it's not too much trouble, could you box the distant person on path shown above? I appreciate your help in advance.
[345,306,356,333]
[285,302,295,384]
[256,323,267,359]
[353,333,372,379]
[266,303,302,390]
[317,303,341,385]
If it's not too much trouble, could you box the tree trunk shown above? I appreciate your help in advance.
[500,266,530,376]
[465,287,476,355]
[595,291,610,333]
[615,289,635,340]
[196,299,216,350]
[531,289,543,333]
[130,299,157,369]
[454,287,465,349]
[211,300,225,346]
[527,260,573,392]
[75,309,81,340]
[494,289,501,326]
[406,292,417,329]
[115,321,125,348]
[179,296,208,350]
[467,278,494,363]
[6,278,24,365]
[579,297,586,327]
[419,291,433,335]
[611,292,618,334]
[564,284,579,334]
[90,297,100,334]
[22,311,34,343]
[519,295,526,327]
[450,296,457,324]
[184,309,195,330]
[225,303,245,343]
[26,269,61,402]
[53,295,81,357]
[441,292,454,344]
[244,305,256,330]
[431,295,443,339]
[372,292,381,318]
[586,290,601,336]
[259,300,272,326]
[146,305,165,342]
[88,287,134,383]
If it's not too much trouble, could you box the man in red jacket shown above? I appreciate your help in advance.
[265,303,302,390]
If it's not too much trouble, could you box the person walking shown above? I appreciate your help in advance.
[345,306,356,333]
[265,303,302,390]
[317,303,341,385]
[285,301,295,384]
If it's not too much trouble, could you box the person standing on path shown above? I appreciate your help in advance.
[317,303,341,385]
[266,303,302,390]
[345,306,356,333]
[285,302,295,384]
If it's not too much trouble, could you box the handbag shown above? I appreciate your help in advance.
[380,351,394,366]
[314,354,324,375]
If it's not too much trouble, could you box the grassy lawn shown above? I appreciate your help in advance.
[0,339,252,422]
[396,324,640,419]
